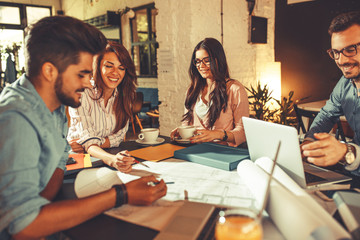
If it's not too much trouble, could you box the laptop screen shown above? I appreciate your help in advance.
[242,116,307,187]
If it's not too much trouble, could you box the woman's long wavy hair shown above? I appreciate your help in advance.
[182,38,230,128]
[92,41,137,133]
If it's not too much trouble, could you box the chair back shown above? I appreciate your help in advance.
[293,103,346,142]
[293,104,318,133]
[132,92,144,115]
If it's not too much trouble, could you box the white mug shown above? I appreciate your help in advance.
[178,126,196,140]
[138,128,159,142]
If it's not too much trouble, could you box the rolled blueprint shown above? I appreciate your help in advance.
[237,158,350,240]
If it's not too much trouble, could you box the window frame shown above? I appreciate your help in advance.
[130,3,158,78]
[0,1,52,30]
[0,2,52,83]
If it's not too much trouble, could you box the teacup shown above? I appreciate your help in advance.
[178,126,196,140]
[138,128,159,143]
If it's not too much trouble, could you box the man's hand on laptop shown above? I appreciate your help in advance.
[301,133,347,167]
[300,137,314,160]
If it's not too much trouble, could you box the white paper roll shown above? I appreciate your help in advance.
[237,158,350,240]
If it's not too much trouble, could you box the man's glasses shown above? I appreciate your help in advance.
[193,57,211,66]
[327,43,360,60]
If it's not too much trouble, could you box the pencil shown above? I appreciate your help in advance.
[134,159,150,168]
[119,152,150,168]
[147,181,175,186]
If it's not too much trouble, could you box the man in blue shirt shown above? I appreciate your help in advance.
[0,16,167,239]
[302,11,360,176]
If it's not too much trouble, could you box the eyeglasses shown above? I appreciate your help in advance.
[193,57,211,66]
[327,43,360,60]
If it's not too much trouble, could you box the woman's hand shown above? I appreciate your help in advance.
[190,129,224,143]
[111,150,135,173]
[170,127,180,140]
[69,138,85,153]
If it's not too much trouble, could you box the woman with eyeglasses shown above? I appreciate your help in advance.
[171,38,249,146]
[67,41,136,172]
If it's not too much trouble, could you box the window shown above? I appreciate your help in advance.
[26,6,51,25]
[0,2,51,83]
[130,4,157,77]
[0,6,21,25]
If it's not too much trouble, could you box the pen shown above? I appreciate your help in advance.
[147,181,175,186]
[119,152,150,168]
[134,159,150,168]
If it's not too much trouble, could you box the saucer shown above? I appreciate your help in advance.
[174,138,192,144]
[136,137,165,145]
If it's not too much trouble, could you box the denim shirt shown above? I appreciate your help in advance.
[0,75,69,238]
[306,76,360,175]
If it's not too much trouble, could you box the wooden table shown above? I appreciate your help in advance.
[297,99,346,121]
[297,99,352,138]
[58,137,286,240]
[297,99,327,112]
[59,137,173,240]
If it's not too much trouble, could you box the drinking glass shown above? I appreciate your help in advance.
[215,208,263,240]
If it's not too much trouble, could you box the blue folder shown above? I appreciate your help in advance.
[173,142,250,171]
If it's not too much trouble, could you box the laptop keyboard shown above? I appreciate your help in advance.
[305,172,326,184]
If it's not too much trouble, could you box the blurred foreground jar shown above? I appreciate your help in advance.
[215,208,263,240]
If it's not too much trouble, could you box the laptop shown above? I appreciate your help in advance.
[154,142,282,240]
[242,117,351,189]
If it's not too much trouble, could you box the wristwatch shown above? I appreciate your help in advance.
[344,144,355,165]
[222,130,228,141]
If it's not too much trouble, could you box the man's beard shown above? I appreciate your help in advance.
[338,62,360,81]
[55,75,82,108]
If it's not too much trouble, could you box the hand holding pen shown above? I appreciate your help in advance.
[126,175,167,205]
[118,151,150,168]
[114,150,135,173]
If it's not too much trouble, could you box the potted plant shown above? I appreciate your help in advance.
[245,83,277,122]
[273,91,297,126]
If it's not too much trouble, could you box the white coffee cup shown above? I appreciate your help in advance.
[138,128,159,143]
[178,126,196,140]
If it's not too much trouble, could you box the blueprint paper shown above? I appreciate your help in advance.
[74,159,255,230]
[116,159,255,208]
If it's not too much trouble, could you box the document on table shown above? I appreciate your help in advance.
[75,157,351,238]
[74,159,256,231]
[115,159,255,207]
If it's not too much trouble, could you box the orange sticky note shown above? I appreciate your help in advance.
[129,143,185,162]
[66,153,92,171]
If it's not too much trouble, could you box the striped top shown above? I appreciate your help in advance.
[67,87,128,150]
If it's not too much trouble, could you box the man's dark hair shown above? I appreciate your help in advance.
[328,11,360,35]
[25,15,107,80]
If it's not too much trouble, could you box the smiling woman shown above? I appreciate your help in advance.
[67,41,138,173]
[170,38,249,147]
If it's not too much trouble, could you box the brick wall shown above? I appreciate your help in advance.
[61,0,276,136]
[156,0,276,135]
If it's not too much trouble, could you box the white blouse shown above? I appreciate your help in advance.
[67,88,128,150]
[194,95,211,120]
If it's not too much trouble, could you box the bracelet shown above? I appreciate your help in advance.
[222,130,228,141]
[113,184,128,208]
